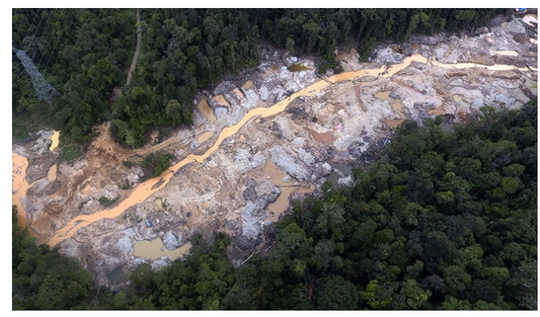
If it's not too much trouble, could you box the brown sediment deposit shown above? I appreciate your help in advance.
[197,97,216,123]
[13,14,538,286]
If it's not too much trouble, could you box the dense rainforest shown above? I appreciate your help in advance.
[12,8,506,154]
[13,99,537,310]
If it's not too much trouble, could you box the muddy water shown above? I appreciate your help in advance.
[154,198,162,209]
[197,131,215,144]
[213,95,230,108]
[12,153,29,227]
[326,104,336,113]
[267,184,315,222]
[307,128,334,144]
[288,64,311,72]
[49,130,60,152]
[375,90,406,128]
[133,238,192,261]
[375,91,405,115]
[243,80,254,89]
[47,165,57,182]
[384,119,405,129]
[261,160,315,222]
[45,54,536,247]
[231,88,245,100]
[197,97,216,123]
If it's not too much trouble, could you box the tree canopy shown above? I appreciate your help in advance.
[13,99,537,310]
[12,8,506,151]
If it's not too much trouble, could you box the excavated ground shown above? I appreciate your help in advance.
[12,14,537,287]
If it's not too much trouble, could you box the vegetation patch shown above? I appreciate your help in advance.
[98,196,119,207]
[141,152,175,179]
[59,144,82,165]
[13,99,537,310]
[13,8,505,148]
[288,64,311,72]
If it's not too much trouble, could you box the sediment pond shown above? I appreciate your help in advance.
[13,54,535,247]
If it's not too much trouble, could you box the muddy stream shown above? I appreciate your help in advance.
[12,54,536,248]
[12,153,30,227]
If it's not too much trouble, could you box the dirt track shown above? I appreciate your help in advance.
[126,8,141,86]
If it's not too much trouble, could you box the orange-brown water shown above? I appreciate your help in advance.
[196,131,215,144]
[197,97,216,123]
[260,160,316,222]
[12,153,29,227]
[47,165,57,182]
[375,90,406,128]
[12,54,531,247]
[133,239,192,260]
[307,128,334,144]
[49,130,60,152]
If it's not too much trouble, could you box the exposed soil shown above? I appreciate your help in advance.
[12,14,537,287]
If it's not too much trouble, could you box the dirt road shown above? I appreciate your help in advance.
[126,8,141,86]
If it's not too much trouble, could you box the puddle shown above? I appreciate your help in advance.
[107,266,129,284]
[197,131,215,144]
[213,95,230,109]
[267,185,295,219]
[47,164,57,182]
[326,104,336,113]
[376,90,406,128]
[375,90,393,100]
[267,184,315,222]
[243,80,254,89]
[154,198,162,210]
[260,160,315,222]
[375,90,405,115]
[134,238,192,261]
[197,97,216,124]
[288,64,311,72]
[307,128,334,144]
[49,130,60,152]
[453,95,470,108]
[383,119,404,129]
[231,88,245,100]
[46,53,536,247]
[12,153,29,228]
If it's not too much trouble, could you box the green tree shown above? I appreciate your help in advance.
[315,275,358,309]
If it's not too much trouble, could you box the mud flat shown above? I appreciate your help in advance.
[12,13,538,286]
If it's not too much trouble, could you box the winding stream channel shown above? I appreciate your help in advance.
[12,54,536,247]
